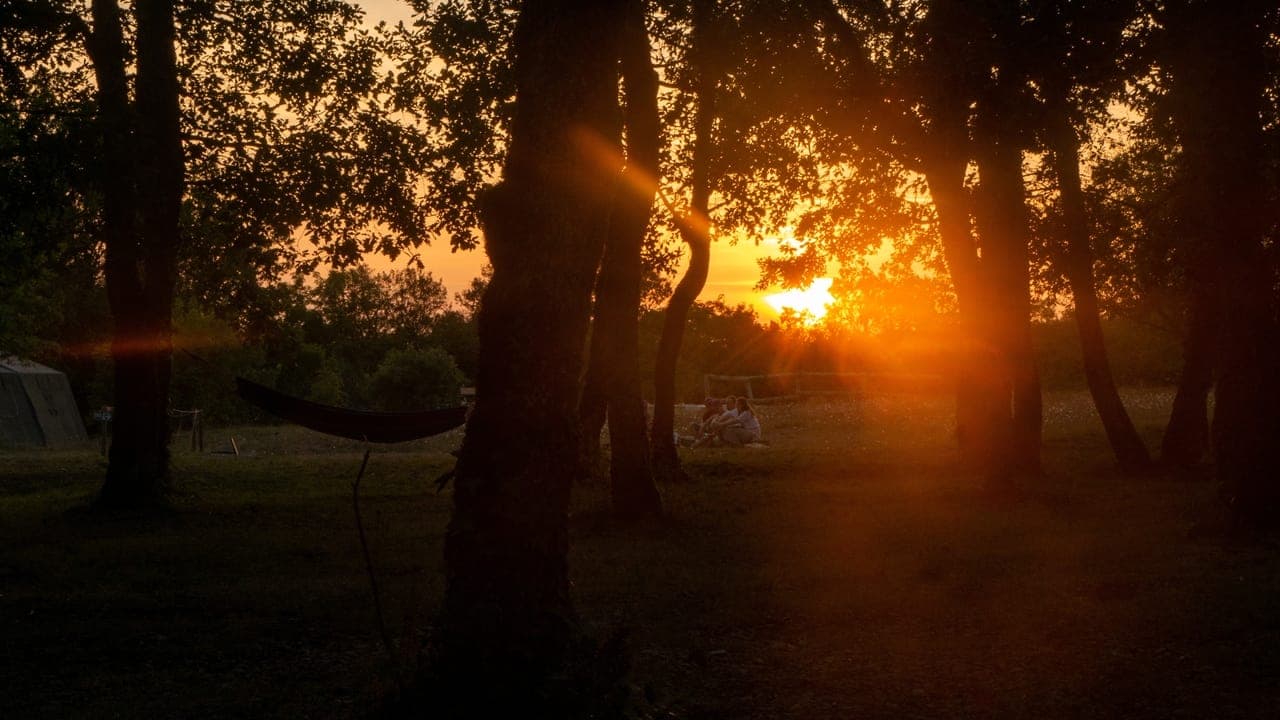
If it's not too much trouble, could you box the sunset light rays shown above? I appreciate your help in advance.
[763,278,835,324]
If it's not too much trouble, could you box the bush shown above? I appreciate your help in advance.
[369,346,465,411]
[308,363,347,406]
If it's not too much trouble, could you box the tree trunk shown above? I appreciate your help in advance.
[649,222,710,483]
[913,6,1012,480]
[581,0,662,519]
[651,0,715,484]
[1160,276,1215,468]
[973,115,1039,486]
[436,1,626,712]
[606,1,662,521]
[91,0,183,508]
[1166,0,1280,527]
[1047,109,1152,474]
[579,335,609,475]
[921,152,1007,478]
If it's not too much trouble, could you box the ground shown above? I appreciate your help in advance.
[2,389,1278,718]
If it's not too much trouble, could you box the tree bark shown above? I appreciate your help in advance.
[604,0,663,521]
[436,0,626,711]
[913,0,1018,482]
[973,111,1040,486]
[1166,0,1280,527]
[91,0,183,508]
[1046,108,1152,474]
[1160,275,1215,468]
[580,339,608,459]
[651,0,714,484]
[921,151,1007,477]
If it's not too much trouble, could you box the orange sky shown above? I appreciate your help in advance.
[356,0,793,319]
[380,232,792,320]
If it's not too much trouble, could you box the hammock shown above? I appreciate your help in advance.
[235,377,467,443]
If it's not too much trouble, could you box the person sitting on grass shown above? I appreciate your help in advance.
[695,396,762,447]
[717,398,761,447]
[693,395,727,435]
[693,395,738,447]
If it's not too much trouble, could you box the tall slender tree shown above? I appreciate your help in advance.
[650,0,716,483]
[6,1,435,506]
[1045,102,1151,473]
[581,0,664,520]
[1028,0,1152,474]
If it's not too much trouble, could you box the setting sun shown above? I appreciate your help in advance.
[763,278,835,323]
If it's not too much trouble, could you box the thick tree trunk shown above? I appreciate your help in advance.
[91,0,183,508]
[973,119,1040,486]
[436,1,625,711]
[1166,0,1280,527]
[922,152,1006,477]
[1160,276,1215,468]
[914,6,1013,480]
[579,339,609,474]
[1047,110,1152,474]
[651,0,714,484]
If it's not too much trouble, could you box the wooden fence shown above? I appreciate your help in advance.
[702,371,949,399]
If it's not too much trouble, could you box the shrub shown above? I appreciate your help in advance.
[369,346,465,411]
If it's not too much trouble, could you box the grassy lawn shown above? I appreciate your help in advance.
[2,388,1278,718]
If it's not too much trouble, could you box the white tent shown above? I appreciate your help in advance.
[0,356,88,447]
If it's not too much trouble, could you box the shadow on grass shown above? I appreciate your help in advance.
[3,394,1280,719]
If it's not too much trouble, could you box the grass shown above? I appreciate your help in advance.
[2,388,1278,718]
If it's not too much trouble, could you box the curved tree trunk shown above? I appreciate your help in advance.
[436,1,626,711]
[93,0,183,508]
[651,0,715,484]
[580,0,663,521]
[649,226,710,483]
[1047,109,1152,474]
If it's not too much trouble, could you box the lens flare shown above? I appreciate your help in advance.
[763,278,834,324]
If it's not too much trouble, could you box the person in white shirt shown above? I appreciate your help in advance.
[693,395,738,447]
[718,398,761,446]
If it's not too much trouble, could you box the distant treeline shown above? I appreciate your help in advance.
[638,299,1182,403]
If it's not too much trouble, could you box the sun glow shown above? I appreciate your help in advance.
[763,278,835,324]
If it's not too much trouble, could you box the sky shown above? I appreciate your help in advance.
[354,0,797,319]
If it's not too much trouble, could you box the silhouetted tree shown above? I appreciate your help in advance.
[650,0,716,484]
[1030,0,1152,473]
[1160,276,1215,467]
[1163,0,1280,526]
[788,0,1037,487]
[78,0,184,507]
[5,0,435,506]
[581,0,664,520]
[432,1,628,714]
[762,0,1161,484]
